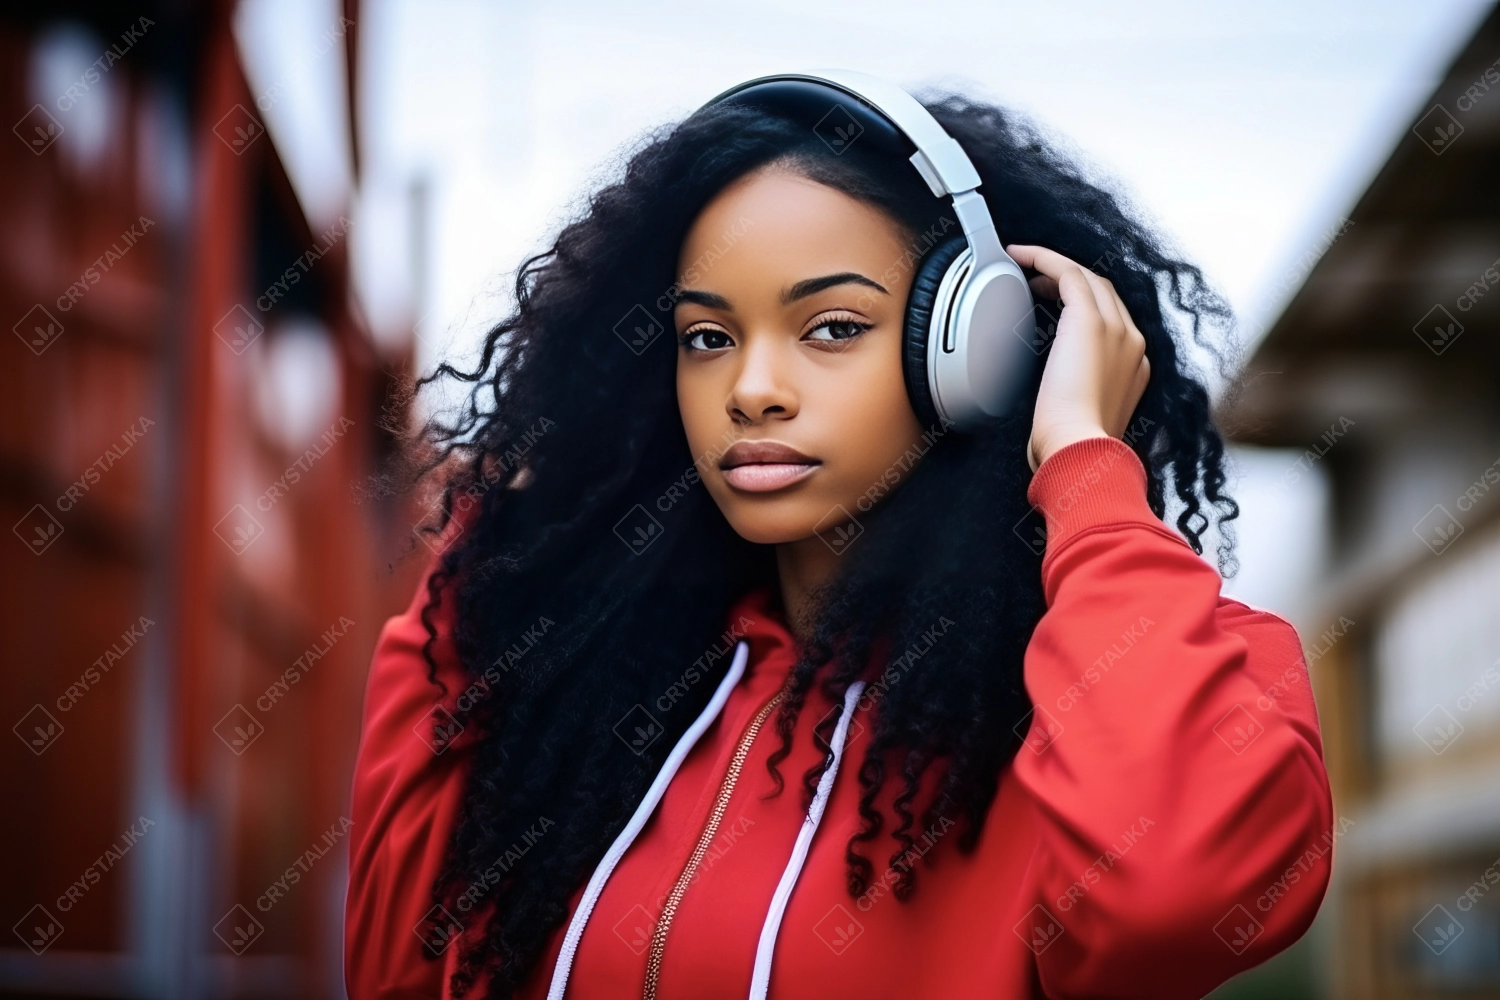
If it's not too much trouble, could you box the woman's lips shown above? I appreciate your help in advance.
[718,439,820,492]
[721,462,820,492]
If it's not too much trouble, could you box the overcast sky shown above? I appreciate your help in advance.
[353,0,1491,363]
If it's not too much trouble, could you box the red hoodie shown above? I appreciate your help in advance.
[344,435,1335,999]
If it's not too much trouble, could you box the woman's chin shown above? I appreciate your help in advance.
[718,507,824,547]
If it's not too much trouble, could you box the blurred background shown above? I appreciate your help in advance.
[1,0,1498,997]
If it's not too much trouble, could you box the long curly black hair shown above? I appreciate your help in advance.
[407,88,1241,997]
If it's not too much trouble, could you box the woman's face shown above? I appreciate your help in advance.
[674,165,928,547]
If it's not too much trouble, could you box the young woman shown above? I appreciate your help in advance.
[344,71,1333,1000]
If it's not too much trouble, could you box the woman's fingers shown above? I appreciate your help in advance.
[1010,243,1128,335]
[1081,268,1126,336]
[1015,246,1067,301]
[1007,244,1106,324]
[1007,243,1155,467]
[1103,276,1145,346]
[1105,278,1150,393]
[1026,273,1061,300]
[1006,243,1071,275]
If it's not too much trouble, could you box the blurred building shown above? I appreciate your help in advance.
[1218,5,1500,997]
[0,2,429,997]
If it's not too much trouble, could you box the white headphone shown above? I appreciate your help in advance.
[699,69,1039,435]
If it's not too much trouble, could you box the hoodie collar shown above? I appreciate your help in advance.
[725,585,798,679]
[725,585,892,687]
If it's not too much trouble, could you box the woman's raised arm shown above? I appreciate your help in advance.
[1011,434,1334,999]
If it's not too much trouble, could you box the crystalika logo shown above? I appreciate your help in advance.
[614,504,663,555]
[14,505,64,555]
[213,904,264,955]
[213,504,265,554]
[1413,304,1463,356]
[415,904,464,956]
[613,305,664,354]
[612,704,662,755]
[813,904,865,954]
[212,104,266,155]
[1412,105,1463,155]
[13,705,64,755]
[12,905,63,955]
[213,705,263,754]
[12,105,63,155]
[14,304,64,354]
[812,104,864,155]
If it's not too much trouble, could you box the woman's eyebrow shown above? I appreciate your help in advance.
[781,272,887,305]
[674,289,732,310]
[672,272,889,312]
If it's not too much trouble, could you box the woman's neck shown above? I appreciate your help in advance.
[774,535,844,644]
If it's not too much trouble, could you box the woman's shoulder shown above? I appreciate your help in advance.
[363,542,478,754]
[345,544,480,999]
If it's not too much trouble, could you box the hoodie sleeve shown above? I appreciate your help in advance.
[1011,435,1334,1000]
[345,536,480,1000]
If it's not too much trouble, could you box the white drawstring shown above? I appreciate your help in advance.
[543,644,864,1000]
[546,640,750,1000]
[749,680,866,1000]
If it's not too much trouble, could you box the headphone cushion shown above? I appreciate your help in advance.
[901,236,970,429]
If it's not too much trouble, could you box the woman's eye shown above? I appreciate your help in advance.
[804,318,872,343]
[680,327,733,351]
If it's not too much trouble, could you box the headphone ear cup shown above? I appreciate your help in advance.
[902,237,970,429]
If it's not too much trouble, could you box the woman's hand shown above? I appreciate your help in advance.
[1005,245,1150,472]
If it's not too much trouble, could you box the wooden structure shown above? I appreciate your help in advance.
[0,2,425,997]
[1217,6,1500,997]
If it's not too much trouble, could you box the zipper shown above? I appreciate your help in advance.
[642,685,786,1000]
[546,641,753,1000]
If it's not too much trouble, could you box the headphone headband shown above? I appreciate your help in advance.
[701,69,1008,271]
